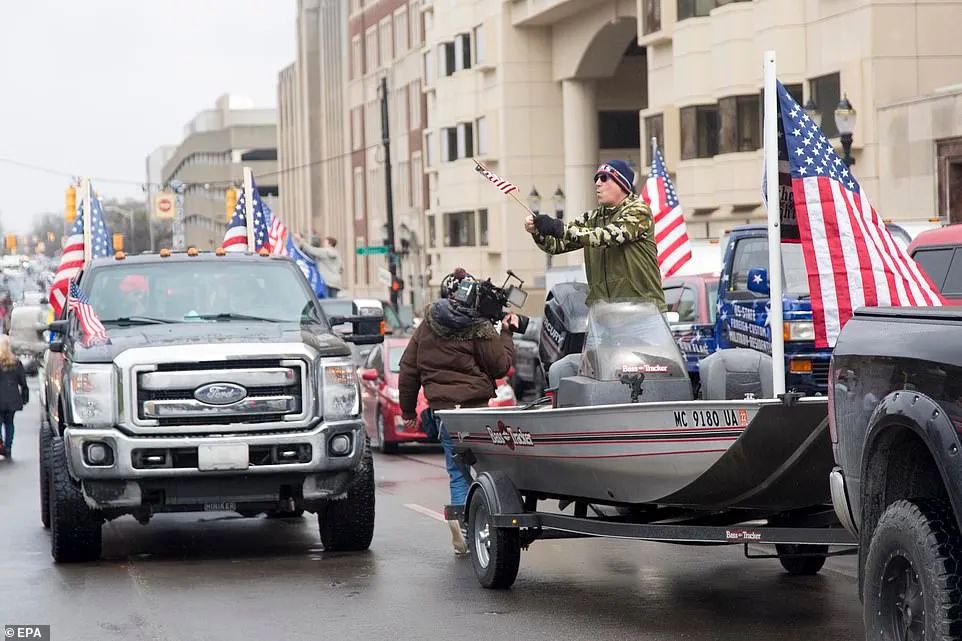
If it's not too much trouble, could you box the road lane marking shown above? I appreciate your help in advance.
[404,503,445,522]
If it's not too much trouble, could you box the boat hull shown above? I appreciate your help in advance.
[439,398,831,512]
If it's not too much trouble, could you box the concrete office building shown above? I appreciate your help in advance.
[161,94,279,250]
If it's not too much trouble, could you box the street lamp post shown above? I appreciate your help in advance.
[834,95,857,168]
[803,97,822,128]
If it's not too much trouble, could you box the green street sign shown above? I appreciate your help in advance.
[356,245,390,256]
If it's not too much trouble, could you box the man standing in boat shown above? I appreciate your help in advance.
[525,160,666,384]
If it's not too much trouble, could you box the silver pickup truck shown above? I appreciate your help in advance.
[40,251,380,562]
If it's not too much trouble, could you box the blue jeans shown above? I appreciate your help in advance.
[1,410,14,454]
[439,420,469,506]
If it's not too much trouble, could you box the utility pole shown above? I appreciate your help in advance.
[379,76,400,308]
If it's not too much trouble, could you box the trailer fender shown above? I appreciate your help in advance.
[863,390,962,532]
[465,471,524,525]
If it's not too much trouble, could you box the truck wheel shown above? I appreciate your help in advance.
[39,427,51,529]
[775,543,828,575]
[317,444,375,551]
[49,435,102,563]
[376,411,399,454]
[863,499,962,641]
[468,489,521,589]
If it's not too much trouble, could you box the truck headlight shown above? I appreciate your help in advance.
[783,321,815,342]
[319,359,360,420]
[69,364,117,427]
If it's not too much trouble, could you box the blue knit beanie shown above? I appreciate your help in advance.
[595,160,635,194]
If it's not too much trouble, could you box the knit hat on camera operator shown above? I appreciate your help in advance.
[439,267,475,299]
[594,160,635,195]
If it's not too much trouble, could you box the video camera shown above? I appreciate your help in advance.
[454,270,530,335]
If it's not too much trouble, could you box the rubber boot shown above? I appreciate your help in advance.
[447,520,469,556]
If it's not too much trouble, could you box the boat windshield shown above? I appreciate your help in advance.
[581,301,688,381]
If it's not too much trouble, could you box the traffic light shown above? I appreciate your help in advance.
[4,234,16,252]
[112,233,124,252]
[65,186,77,222]
[225,186,238,221]
[391,276,404,293]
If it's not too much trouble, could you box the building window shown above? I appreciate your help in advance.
[379,18,392,66]
[353,167,365,221]
[352,36,363,79]
[642,0,661,34]
[677,0,714,20]
[478,208,488,246]
[457,122,474,158]
[365,27,377,75]
[423,50,435,86]
[397,85,409,133]
[810,72,841,138]
[598,111,641,150]
[439,42,455,77]
[680,105,719,160]
[397,161,409,209]
[410,0,421,46]
[427,214,436,248]
[425,132,434,167]
[351,107,363,151]
[394,8,408,55]
[473,24,485,65]
[444,211,476,247]
[412,153,423,209]
[644,114,664,166]
[476,116,488,156]
[718,95,760,153]
[410,80,422,128]
[441,127,458,162]
[454,33,472,71]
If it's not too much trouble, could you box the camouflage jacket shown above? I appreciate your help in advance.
[533,193,666,310]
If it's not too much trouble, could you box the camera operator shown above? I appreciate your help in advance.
[398,268,518,555]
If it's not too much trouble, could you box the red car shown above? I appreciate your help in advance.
[907,223,962,303]
[358,337,427,454]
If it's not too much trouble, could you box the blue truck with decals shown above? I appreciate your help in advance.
[711,224,831,395]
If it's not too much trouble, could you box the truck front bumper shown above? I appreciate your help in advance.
[63,420,366,508]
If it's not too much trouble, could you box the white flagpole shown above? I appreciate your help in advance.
[243,167,255,251]
[650,136,658,169]
[763,51,786,397]
[82,178,93,265]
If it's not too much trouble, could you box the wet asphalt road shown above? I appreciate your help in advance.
[0,384,866,641]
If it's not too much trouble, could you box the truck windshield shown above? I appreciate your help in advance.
[84,261,324,325]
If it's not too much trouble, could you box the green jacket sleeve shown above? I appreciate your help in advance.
[532,210,594,255]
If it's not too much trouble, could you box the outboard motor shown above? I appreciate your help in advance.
[539,282,589,375]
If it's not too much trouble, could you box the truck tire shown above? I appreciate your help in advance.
[863,499,962,641]
[317,444,375,552]
[49,435,102,563]
[468,489,521,589]
[775,543,828,575]
[39,426,51,529]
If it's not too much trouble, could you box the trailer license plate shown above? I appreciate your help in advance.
[198,444,249,471]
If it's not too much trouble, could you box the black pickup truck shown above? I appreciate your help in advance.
[830,307,962,640]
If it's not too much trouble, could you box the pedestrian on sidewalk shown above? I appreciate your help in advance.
[0,336,28,461]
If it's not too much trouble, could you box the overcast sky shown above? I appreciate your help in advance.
[0,1,295,234]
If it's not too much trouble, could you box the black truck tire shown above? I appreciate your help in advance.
[775,543,828,575]
[863,499,962,641]
[317,445,375,551]
[49,435,102,563]
[39,426,51,529]
[468,489,521,589]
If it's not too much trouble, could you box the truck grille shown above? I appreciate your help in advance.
[135,359,307,427]
[812,361,830,387]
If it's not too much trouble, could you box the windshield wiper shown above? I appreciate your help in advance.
[102,316,176,325]
[195,313,284,323]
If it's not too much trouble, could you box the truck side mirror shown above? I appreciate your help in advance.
[747,268,770,296]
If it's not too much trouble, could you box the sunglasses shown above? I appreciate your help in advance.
[594,173,611,184]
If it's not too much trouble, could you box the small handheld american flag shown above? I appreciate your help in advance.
[474,160,518,195]
[68,281,109,346]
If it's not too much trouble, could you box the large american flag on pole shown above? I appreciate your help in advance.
[223,177,288,255]
[773,80,943,347]
[49,188,112,317]
[68,281,108,346]
[640,143,692,278]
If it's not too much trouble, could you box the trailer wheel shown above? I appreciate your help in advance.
[775,543,828,575]
[863,499,962,641]
[468,490,520,589]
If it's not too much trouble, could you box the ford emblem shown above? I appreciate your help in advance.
[193,382,248,405]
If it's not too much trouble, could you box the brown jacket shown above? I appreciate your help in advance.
[399,301,514,420]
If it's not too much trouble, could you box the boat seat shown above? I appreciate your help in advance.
[556,375,693,408]
[700,349,773,400]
